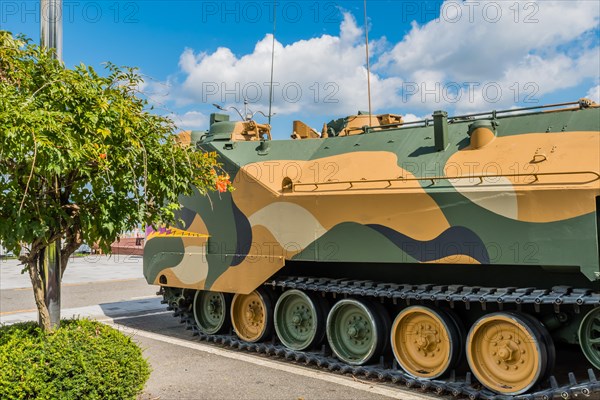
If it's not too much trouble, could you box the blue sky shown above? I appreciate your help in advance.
[2,1,599,139]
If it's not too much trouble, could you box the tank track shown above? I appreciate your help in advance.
[160,276,600,400]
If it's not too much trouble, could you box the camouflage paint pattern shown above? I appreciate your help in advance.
[144,104,600,294]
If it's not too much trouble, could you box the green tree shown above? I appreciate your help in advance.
[0,32,224,332]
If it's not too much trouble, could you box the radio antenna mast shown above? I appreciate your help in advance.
[364,0,373,127]
[268,0,277,125]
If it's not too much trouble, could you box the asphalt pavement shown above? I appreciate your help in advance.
[0,255,438,400]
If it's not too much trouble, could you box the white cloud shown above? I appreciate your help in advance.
[151,0,598,132]
[174,12,403,117]
[378,0,599,78]
[376,0,600,113]
[586,85,600,103]
[169,111,208,130]
[403,113,421,123]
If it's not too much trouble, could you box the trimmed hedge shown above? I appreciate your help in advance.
[0,319,150,399]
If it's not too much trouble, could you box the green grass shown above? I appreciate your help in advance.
[0,319,150,400]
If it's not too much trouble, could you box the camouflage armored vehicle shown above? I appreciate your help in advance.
[144,99,600,397]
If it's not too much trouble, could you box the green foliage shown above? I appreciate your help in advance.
[0,31,222,257]
[0,319,150,399]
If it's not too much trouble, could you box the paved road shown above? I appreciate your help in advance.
[1,254,145,290]
[1,255,158,320]
[1,256,437,400]
[112,314,421,400]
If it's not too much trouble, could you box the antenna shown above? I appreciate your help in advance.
[213,103,245,121]
[267,0,277,125]
[364,0,373,127]
[213,102,274,121]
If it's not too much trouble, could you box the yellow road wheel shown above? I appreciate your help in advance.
[231,288,273,342]
[467,312,550,395]
[391,306,463,379]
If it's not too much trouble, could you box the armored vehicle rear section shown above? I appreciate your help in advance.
[144,101,600,397]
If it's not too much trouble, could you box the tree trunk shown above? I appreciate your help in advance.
[27,259,52,332]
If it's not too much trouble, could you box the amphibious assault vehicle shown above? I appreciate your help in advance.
[144,99,600,398]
